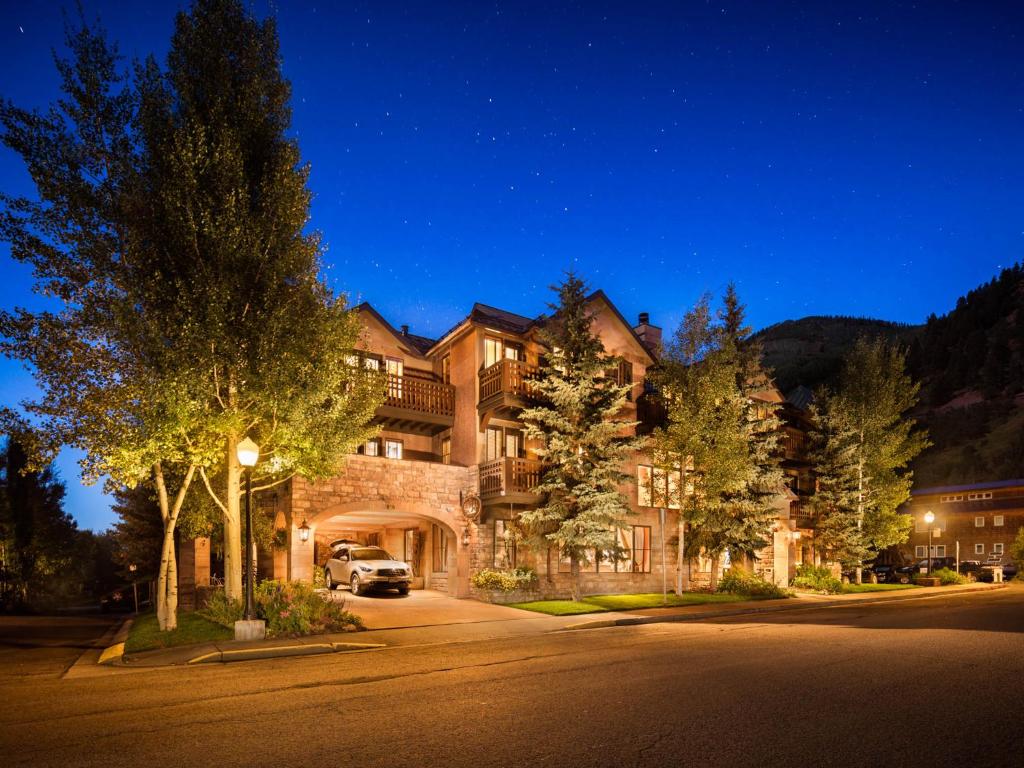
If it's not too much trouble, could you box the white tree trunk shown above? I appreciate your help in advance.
[223,434,242,601]
[153,462,196,632]
[675,514,687,595]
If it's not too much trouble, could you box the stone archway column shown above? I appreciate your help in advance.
[289,522,316,584]
[452,525,472,598]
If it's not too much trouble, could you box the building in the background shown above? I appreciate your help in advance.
[900,480,1024,566]
[179,291,817,604]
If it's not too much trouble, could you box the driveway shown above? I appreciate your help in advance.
[323,587,530,630]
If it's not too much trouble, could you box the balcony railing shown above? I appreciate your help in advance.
[478,359,539,404]
[383,373,455,418]
[479,457,545,499]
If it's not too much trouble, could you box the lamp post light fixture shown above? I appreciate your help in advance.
[924,510,935,575]
[298,519,311,542]
[236,436,260,622]
[128,563,138,613]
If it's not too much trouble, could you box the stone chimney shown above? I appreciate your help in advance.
[633,312,662,354]
[400,324,409,336]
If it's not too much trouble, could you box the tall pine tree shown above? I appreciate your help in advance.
[519,274,641,600]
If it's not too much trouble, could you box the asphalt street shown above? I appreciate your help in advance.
[1,587,1022,768]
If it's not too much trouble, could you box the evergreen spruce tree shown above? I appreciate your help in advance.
[815,337,929,581]
[519,274,641,601]
[654,287,783,590]
[806,404,867,569]
[718,285,784,567]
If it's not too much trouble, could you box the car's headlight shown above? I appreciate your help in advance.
[357,565,373,573]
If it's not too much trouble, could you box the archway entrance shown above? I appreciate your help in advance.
[305,501,464,596]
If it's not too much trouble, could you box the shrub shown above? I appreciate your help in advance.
[201,589,244,628]
[201,581,362,637]
[472,567,536,592]
[791,564,842,594]
[717,566,790,599]
[254,580,363,636]
[930,567,969,585]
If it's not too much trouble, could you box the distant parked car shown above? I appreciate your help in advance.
[324,543,412,596]
[893,557,959,583]
[866,563,895,583]
[977,561,1018,582]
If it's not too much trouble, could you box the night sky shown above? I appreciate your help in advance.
[2,1,1022,530]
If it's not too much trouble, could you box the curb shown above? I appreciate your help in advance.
[186,641,384,665]
[97,617,134,665]
[563,583,1009,631]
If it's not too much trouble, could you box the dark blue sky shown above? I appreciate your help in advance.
[2,0,1022,530]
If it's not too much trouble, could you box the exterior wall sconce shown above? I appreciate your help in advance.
[298,519,311,542]
[462,527,471,546]
[793,531,802,541]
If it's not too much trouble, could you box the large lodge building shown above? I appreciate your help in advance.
[179,290,823,606]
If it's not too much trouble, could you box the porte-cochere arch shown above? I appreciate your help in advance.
[280,456,477,597]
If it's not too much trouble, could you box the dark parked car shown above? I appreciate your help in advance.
[977,561,1018,582]
[866,563,896,583]
[893,557,958,583]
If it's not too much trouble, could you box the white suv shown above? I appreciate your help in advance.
[324,544,412,596]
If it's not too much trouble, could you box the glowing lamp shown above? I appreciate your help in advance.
[298,520,311,542]
[924,511,935,525]
[236,436,260,468]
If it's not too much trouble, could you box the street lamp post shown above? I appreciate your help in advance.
[128,563,138,613]
[236,436,260,622]
[924,510,935,576]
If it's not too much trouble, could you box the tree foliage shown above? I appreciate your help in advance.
[811,338,929,575]
[653,286,783,588]
[519,274,640,600]
[0,1,382,627]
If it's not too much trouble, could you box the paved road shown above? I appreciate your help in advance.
[2,588,1022,768]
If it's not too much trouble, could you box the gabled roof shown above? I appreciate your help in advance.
[470,303,535,334]
[353,302,436,359]
[584,290,657,365]
[786,385,815,411]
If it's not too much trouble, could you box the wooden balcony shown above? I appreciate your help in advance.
[479,457,545,506]
[374,373,455,436]
[478,359,539,422]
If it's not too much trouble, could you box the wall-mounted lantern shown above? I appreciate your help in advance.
[298,519,311,542]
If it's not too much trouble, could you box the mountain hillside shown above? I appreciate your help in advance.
[754,316,919,393]
[755,264,1024,487]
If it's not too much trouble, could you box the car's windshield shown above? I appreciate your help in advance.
[352,548,391,561]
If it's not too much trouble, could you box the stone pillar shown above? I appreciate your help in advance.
[289,522,315,583]
[177,536,210,611]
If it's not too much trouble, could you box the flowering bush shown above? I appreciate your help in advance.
[471,566,537,592]
[791,564,843,594]
[930,567,969,585]
[200,580,363,637]
[717,566,791,599]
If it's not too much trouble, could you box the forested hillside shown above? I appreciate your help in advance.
[754,264,1024,487]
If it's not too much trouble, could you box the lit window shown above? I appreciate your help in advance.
[441,354,451,384]
[632,526,652,573]
[385,439,403,460]
[637,464,682,509]
[441,437,451,465]
[637,465,652,507]
[975,516,984,527]
[432,524,448,572]
[994,515,1004,527]
[364,439,380,457]
[993,543,1004,555]
[975,543,985,555]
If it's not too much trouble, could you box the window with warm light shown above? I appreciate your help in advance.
[637,464,683,509]
[994,515,1004,526]
[440,437,451,465]
[385,439,403,460]
[432,523,448,572]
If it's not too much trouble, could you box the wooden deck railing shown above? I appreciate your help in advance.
[478,359,539,403]
[479,457,545,498]
[384,373,455,417]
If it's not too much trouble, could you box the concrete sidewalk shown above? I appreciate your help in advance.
[98,581,1009,670]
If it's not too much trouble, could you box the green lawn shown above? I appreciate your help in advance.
[508,591,761,616]
[841,583,919,594]
[124,610,233,653]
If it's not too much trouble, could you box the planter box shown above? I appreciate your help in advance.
[915,577,941,587]
[475,588,540,605]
